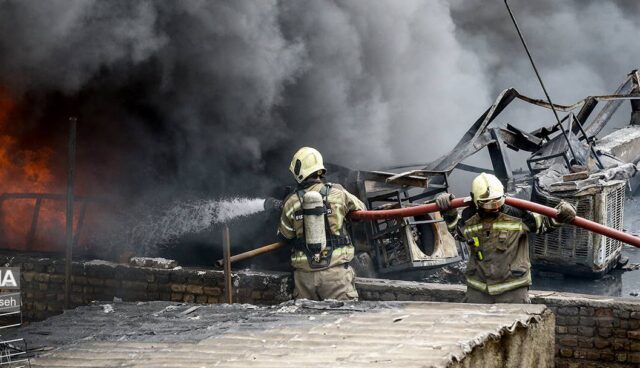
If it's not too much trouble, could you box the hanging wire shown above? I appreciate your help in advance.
[503,0,579,164]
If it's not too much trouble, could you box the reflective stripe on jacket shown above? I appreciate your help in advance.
[443,204,558,295]
[466,272,532,295]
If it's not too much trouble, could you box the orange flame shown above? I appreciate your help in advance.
[0,86,70,251]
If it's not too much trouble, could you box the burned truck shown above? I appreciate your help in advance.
[335,70,640,279]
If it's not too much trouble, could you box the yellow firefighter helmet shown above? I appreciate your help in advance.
[471,173,505,210]
[289,147,326,183]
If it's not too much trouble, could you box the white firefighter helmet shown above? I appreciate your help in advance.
[471,173,505,210]
[289,147,326,183]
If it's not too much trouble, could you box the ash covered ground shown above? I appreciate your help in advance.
[624,197,640,236]
[3,300,387,350]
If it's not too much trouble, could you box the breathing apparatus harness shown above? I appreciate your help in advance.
[293,182,352,269]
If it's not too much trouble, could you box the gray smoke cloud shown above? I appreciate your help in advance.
[449,0,640,130]
[0,1,167,93]
[278,0,490,167]
[0,0,638,208]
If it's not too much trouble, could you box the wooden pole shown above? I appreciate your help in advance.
[222,225,233,304]
[215,242,284,268]
[64,117,77,309]
[26,198,42,251]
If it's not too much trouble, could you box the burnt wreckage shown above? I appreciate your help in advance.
[331,70,640,278]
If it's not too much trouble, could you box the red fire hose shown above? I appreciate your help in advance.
[349,196,640,248]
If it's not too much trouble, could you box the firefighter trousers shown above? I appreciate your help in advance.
[464,286,530,304]
[293,264,359,301]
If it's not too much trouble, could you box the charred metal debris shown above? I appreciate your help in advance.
[330,70,640,278]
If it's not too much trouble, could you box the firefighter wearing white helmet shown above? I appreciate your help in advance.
[471,172,506,210]
[278,147,365,301]
[436,173,576,304]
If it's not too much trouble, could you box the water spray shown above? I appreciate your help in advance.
[129,197,266,251]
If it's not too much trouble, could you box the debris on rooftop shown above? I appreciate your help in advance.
[5,301,555,368]
[129,257,178,269]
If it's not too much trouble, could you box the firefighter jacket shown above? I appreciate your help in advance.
[443,205,559,295]
[278,180,365,272]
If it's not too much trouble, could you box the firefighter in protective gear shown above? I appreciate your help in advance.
[436,173,576,304]
[277,147,365,301]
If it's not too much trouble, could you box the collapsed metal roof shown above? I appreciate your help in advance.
[382,70,640,188]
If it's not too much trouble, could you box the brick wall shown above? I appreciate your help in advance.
[355,276,466,302]
[356,277,640,368]
[4,253,640,367]
[0,255,291,321]
[543,294,640,368]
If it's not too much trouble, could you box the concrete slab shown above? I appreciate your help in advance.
[598,125,640,164]
[7,300,554,368]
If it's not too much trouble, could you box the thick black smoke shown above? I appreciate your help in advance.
[1,1,305,198]
[0,1,638,255]
[0,0,491,202]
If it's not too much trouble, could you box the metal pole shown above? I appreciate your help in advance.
[64,117,77,309]
[222,224,233,304]
[503,0,578,163]
[570,113,604,169]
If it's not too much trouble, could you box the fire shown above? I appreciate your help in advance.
[0,86,70,251]
[0,87,13,125]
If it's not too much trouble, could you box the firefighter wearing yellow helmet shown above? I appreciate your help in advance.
[436,173,576,304]
[278,147,365,300]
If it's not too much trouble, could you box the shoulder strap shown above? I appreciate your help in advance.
[320,183,334,214]
[296,188,306,203]
[319,183,332,199]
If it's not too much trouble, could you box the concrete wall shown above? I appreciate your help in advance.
[5,254,640,367]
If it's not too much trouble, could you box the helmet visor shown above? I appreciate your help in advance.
[477,196,505,210]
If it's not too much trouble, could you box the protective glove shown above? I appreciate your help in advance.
[435,192,454,211]
[555,201,576,224]
[264,197,284,212]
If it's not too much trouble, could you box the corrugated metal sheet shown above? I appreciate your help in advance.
[22,301,548,368]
